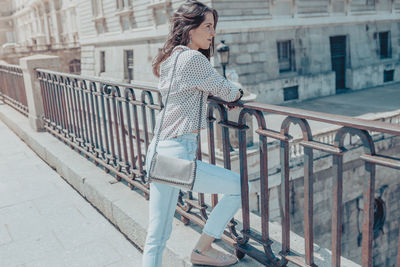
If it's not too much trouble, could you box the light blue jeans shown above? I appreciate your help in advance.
[142,133,248,267]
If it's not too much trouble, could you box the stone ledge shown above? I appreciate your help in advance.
[0,103,359,267]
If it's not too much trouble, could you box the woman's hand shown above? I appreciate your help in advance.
[225,88,243,110]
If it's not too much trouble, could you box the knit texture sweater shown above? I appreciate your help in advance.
[154,45,239,140]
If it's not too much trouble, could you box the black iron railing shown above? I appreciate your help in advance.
[36,68,400,267]
[0,64,28,116]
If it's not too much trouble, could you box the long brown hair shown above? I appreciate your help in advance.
[152,0,218,77]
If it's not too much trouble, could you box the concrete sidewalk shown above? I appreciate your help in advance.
[0,119,142,267]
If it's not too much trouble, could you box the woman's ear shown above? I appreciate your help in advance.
[188,29,193,40]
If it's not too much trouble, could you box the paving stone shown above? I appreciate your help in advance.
[0,118,143,266]
[0,232,63,266]
[59,239,122,267]
[0,223,12,246]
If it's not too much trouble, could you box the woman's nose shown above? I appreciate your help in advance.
[210,28,216,37]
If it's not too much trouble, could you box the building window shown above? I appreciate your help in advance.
[284,86,299,101]
[92,0,106,34]
[69,59,81,74]
[91,0,103,17]
[100,51,105,73]
[377,31,391,59]
[124,50,134,82]
[116,0,130,9]
[384,70,394,83]
[277,40,295,73]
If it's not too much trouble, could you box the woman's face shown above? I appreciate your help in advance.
[188,12,216,50]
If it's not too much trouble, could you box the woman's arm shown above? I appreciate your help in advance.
[183,52,240,102]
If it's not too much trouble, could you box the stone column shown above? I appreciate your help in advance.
[49,1,61,44]
[43,9,51,45]
[20,55,60,132]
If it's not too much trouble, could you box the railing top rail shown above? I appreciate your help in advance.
[35,68,160,93]
[0,63,23,70]
[209,98,400,136]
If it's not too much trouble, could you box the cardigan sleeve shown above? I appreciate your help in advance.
[182,52,239,102]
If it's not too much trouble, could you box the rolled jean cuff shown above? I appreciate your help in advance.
[202,228,222,239]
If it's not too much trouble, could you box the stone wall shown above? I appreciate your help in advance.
[215,21,399,104]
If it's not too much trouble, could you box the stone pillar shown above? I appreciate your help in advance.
[49,1,61,44]
[43,11,51,45]
[20,55,60,132]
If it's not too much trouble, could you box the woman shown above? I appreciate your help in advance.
[143,1,246,266]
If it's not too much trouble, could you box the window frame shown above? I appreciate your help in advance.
[100,51,105,73]
[124,50,134,82]
[277,40,295,73]
[377,31,391,59]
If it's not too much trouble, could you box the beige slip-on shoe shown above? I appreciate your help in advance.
[190,249,238,266]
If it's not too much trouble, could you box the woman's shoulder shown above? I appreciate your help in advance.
[160,46,209,76]
[177,49,209,68]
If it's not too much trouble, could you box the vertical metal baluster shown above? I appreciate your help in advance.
[239,123,250,228]
[80,81,90,150]
[42,74,52,126]
[58,77,68,135]
[299,118,315,266]
[53,75,64,131]
[20,69,28,113]
[361,160,376,267]
[105,86,116,165]
[95,82,106,160]
[63,78,75,140]
[48,74,58,129]
[71,79,83,144]
[280,136,290,258]
[76,81,88,147]
[332,131,344,267]
[12,67,19,110]
[303,144,314,265]
[124,89,136,176]
[206,114,218,208]
[108,89,117,166]
[89,82,100,156]
[112,87,125,173]
[42,74,53,126]
[68,79,80,142]
[132,91,144,175]
[360,130,376,267]
[100,85,111,164]
[84,82,95,153]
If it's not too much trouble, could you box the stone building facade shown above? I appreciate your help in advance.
[78,0,400,104]
[0,0,81,74]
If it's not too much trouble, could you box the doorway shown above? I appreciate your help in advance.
[330,36,347,91]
